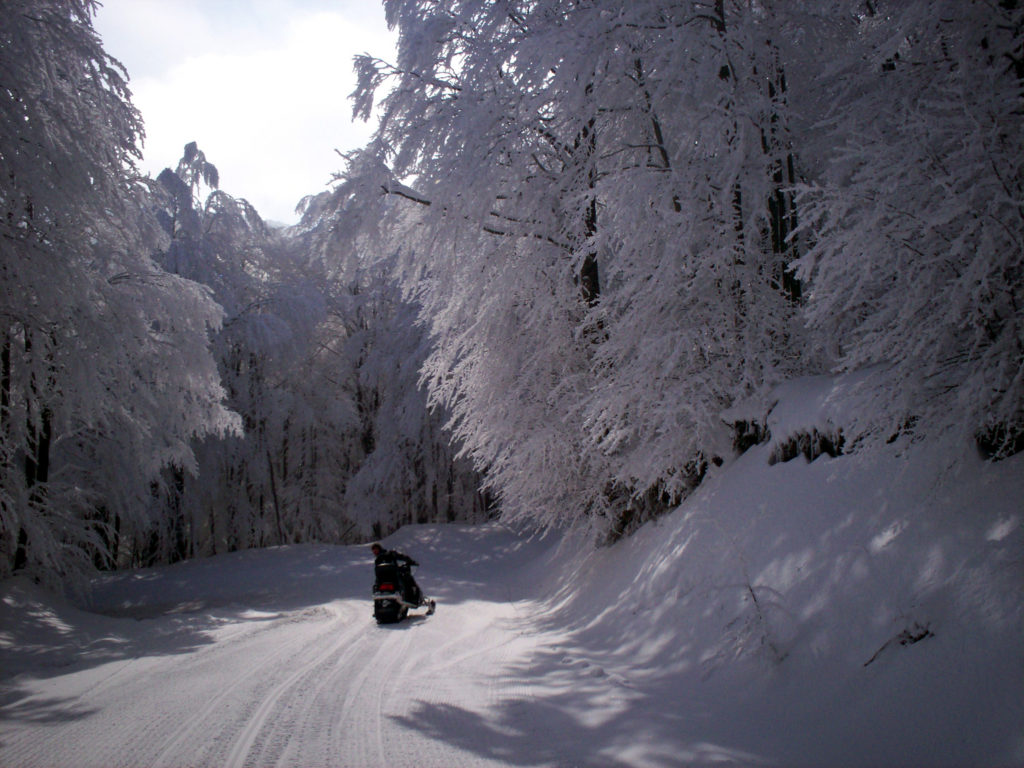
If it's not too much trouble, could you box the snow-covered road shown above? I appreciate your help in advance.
[0,525,577,768]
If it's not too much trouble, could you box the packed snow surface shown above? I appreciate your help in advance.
[1,383,1022,766]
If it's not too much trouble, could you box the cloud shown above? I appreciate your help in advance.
[94,0,217,78]
[94,1,396,224]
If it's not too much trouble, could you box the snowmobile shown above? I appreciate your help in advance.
[372,559,435,624]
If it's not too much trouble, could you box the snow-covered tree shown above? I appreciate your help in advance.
[134,146,487,561]
[0,1,237,582]
[140,146,341,560]
[296,190,491,540]
[343,0,820,534]
[794,0,1024,456]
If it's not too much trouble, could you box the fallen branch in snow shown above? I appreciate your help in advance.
[863,622,934,667]
[746,582,789,663]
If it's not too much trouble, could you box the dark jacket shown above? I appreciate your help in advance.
[374,548,418,568]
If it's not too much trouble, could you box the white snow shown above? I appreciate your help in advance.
[1,379,1022,767]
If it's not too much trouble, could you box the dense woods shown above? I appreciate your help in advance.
[340,0,1023,533]
[1,0,1021,584]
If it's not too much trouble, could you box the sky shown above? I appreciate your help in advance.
[93,0,397,225]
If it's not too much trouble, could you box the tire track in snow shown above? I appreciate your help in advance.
[227,605,376,768]
[220,637,338,764]
[0,607,339,768]
[258,623,371,767]
[337,600,536,768]
[375,629,416,766]
[310,619,415,767]
[220,607,416,768]
[147,605,343,768]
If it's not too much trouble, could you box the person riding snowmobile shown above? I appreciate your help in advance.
[370,543,425,606]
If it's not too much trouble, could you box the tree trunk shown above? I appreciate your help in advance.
[266,447,284,544]
[762,44,802,302]
[17,329,53,572]
[1,330,10,438]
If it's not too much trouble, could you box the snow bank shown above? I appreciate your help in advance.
[528,377,1024,767]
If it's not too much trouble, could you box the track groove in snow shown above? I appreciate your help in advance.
[0,525,569,768]
[148,607,344,768]
[218,607,358,767]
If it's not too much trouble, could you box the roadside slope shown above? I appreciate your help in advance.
[511,381,1024,767]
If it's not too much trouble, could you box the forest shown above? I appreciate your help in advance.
[1,0,1021,588]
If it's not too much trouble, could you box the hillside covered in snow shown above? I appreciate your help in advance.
[2,377,1021,767]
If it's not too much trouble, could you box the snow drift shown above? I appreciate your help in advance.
[524,381,1024,766]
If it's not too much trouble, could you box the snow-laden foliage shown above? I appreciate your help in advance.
[344,0,821,534]
[122,155,489,565]
[0,1,236,583]
[296,191,491,541]
[133,149,352,561]
[795,0,1024,456]
[4,0,1020,582]
[340,0,1022,534]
